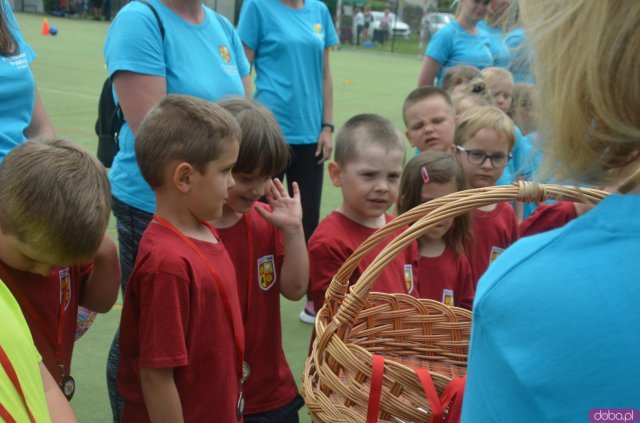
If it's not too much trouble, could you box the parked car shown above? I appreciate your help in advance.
[422,12,454,38]
[368,11,411,40]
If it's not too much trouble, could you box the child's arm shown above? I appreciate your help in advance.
[80,234,120,313]
[140,367,184,423]
[256,179,309,300]
[40,362,77,423]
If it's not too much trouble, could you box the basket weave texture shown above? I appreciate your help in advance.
[302,182,608,423]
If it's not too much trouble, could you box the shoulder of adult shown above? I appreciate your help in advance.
[426,20,456,61]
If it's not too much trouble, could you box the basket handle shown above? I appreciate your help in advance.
[325,183,608,339]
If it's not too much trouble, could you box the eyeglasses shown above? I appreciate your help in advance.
[456,145,512,168]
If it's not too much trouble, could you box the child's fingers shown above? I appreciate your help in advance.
[290,181,301,200]
[272,178,289,199]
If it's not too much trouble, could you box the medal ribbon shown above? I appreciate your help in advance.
[152,216,245,381]
[0,263,67,382]
[0,346,37,423]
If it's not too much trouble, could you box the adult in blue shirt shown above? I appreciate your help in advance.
[103,0,250,420]
[0,0,54,161]
[462,0,640,421]
[418,0,493,87]
[237,0,338,326]
[477,0,511,69]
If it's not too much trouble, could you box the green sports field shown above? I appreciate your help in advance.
[17,12,422,422]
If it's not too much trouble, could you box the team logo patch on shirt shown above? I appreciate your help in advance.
[313,23,322,33]
[404,264,414,294]
[489,246,505,266]
[442,289,454,306]
[218,45,231,63]
[59,267,71,311]
[257,255,276,291]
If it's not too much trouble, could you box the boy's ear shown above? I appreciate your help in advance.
[328,162,342,187]
[405,130,415,147]
[173,162,195,194]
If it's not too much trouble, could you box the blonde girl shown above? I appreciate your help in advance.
[462,1,640,420]
[398,151,474,309]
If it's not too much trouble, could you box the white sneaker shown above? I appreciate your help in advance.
[299,307,316,324]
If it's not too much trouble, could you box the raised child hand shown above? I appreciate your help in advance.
[256,178,303,234]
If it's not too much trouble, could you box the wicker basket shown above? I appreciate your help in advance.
[302,182,608,423]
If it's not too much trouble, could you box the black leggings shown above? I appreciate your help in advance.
[277,143,324,243]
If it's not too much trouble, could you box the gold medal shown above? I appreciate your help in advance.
[242,361,250,383]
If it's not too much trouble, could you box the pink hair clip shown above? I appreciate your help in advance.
[421,166,430,184]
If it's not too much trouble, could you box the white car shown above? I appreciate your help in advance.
[368,11,411,40]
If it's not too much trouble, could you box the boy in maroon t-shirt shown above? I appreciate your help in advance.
[117,95,244,423]
[309,114,419,319]
[454,106,519,285]
[212,99,308,421]
[0,138,116,417]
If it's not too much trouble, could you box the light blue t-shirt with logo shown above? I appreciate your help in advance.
[426,20,494,87]
[0,0,36,162]
[477,20,510,69]
[104,0,250,213]
[462,194,640,422]
[237,0,338,145]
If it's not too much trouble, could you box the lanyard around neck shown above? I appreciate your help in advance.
[0,346,37,423]
[152,215,244,380]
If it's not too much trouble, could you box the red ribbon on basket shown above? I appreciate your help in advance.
[366,354,466,423]
[416,368,466,423]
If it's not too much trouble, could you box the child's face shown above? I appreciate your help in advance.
[188,140,239,221]
[405,96,456,153]
[456,128,511,188]
[330,144,404,226]
[225,171,271,214]
[487,79,513,113]
[420,179,457,242]
[0,231,65,276]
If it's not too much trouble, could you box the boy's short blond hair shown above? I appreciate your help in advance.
[481,67,514,87]
[135,95,241,189]
[454,106,516,151]
[402,87,453,127]
[218,97,291,177]
[334,114,405,167]
[0,138,111,262]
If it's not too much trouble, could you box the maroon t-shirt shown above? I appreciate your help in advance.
[466,203,519,286]
[519,202,578,238]
[118,222,244,423]
[417,246,474,310]
[1,261,92,383]
[308,211,419,313]
[217,204,298,415]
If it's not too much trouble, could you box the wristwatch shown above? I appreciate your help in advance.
[321,123,334,133]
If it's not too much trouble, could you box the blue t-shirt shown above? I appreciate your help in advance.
[104,0,250,213]
[504,27,535,84]
[0,0,36,162]
[237,0,338,145]
[462,194,640,422]
[496,125,531,186]
[477,20,510,68]
[426,20,494,86]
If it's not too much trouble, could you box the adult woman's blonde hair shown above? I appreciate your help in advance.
[521,0,640,186]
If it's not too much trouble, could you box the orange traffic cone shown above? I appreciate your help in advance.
[41,18,50,36]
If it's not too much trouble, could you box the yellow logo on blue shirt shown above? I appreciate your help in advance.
[218,45,231,63]
[313,23,322,33]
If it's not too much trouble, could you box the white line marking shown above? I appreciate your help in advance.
[40,87,99,100]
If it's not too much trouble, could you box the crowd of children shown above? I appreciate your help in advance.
[0,6,614,423]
